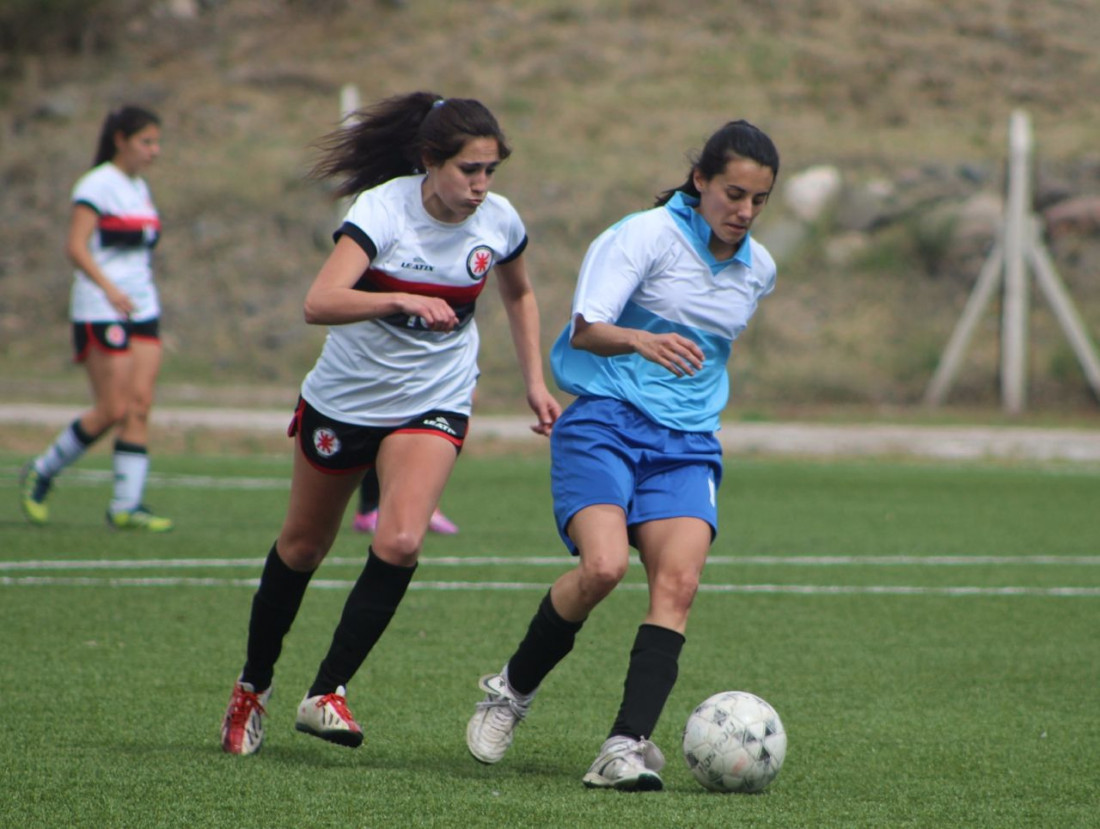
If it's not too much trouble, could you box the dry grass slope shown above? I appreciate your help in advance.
[1,0,1099,417]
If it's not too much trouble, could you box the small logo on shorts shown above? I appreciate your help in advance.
[466,245,494,280]
[313,427,341,457]
[105,323,126,347]
[422,415,457,436]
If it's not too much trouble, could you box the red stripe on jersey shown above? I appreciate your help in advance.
[99,214,161,233]
[359,268,486,303]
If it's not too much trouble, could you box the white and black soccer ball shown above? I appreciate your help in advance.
[682,690,787,793]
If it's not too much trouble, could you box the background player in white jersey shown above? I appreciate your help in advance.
[467,120,780,790]
[222,91,561,755]
[20,105,172,532]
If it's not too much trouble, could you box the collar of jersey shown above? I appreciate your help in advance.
[664,191,753,275]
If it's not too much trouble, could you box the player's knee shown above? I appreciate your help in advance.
[654,569,700,613]
[371,529,422,567]
[578,555,628,596]
[128,392,154,421]
[277,535,332,571]
[99,401,128,427]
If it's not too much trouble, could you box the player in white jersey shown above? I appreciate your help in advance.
[221,92,561,755]
[20,105,172,532]
[467,120,781,790]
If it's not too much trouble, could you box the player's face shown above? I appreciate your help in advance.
[422,136,501,223]
[693,156,774,259]
[113,124,161,176]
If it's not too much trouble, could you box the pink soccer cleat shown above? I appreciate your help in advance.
[428,509,459,535]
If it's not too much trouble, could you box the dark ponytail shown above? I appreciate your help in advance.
[92,106,160,168]
[311,91,512,199]
[655,119,779,207]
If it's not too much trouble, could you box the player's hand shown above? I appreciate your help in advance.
[634,331,705,377]
[527,386,562,437]
[399,294,459,332]
[106,286,135,317]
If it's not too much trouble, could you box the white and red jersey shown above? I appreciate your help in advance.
[300,174,528,427]
[68,162,161,323]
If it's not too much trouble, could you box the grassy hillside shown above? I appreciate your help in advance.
[2,0,1099,418]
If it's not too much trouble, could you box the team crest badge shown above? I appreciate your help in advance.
[312,427,341,458]
[105,323,126,347]
[466,245,494,280]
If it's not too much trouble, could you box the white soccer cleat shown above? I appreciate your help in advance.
[221,681,271,755]
[582,736,666,791]
[294,685,364,748]
[466,671,534,764]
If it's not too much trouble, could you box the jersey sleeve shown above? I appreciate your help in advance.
[504,202,528,262]
[490,195,528,264]
[336,188,399,260]
[569,214,651,331]
[71,167,108,214]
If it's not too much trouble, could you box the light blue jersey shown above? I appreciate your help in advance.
[550,192,776,433]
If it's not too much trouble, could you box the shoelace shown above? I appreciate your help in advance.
[599,739,666,774]
[228,688,265,727]
[475,694,528,743]
[314,692,356,724]
[477,694,528,720]
[637,739,666,772]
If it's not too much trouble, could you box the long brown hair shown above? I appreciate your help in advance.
[311,91,512,199]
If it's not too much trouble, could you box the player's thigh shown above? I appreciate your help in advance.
[634,516,712,628]
[373,431,459,554]
[278,439,363,568]
[550,417,634,553]
[84,347,133,419]
[634,517,712,582]
[568,502,633,581]
[126,337,163,405]
[632,454,719,531]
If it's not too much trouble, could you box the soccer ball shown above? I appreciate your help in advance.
[682,690,787,793]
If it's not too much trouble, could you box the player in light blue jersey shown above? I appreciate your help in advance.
[467,119,780,791]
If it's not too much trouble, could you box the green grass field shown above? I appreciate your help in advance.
[2,450,1098,828]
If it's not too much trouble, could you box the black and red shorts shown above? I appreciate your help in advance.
[287,396,468,474]
[72,318,160,362]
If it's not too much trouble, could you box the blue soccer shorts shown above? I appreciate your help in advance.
[549,396,723,554]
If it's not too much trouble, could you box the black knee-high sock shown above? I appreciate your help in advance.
[309,547,416,696]
[241,544,315,691]
[358,468,380,513]
[505,591,585,696]
[609,624,685,741]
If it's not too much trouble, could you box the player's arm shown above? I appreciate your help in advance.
[569,221,703,377]
[302,235,458,330]
[495,254,561,436]
[66,203,134,317]
[571,315,704,378]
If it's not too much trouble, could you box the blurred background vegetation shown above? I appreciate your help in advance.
[1,0,1099,422]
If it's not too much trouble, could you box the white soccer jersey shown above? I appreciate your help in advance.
[551,191,776,433]
[301,174,528,427]
[68,162,161,322]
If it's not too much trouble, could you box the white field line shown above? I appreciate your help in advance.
[4,462,1100,491]
[1,575,1097,597]
[0,467,290,490]
[1,555,1098,597]
[2,554,1099,572]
